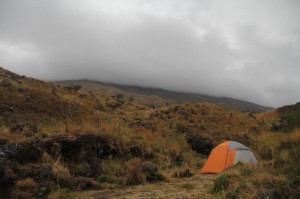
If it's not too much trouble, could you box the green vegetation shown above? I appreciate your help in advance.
[212,174,229,193]
[280,112,300,132]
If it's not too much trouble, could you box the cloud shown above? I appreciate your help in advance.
[0,0,300,107]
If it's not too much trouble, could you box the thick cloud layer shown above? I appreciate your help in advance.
[1,0,300,107]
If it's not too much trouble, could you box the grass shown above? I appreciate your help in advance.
[52,158,73,187]
[11,178,38,199]
[124,158,146,185]
[173,167,194,178]
[1,68,300,198]
[212,174,230,193]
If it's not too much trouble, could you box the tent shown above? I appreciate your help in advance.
[200,141,257,174]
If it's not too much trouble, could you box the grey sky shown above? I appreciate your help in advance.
[0,0,299,107]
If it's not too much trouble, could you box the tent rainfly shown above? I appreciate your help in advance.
[200,141,257,174]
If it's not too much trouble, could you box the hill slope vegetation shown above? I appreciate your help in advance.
[54,79,272,112]
[0,67,299,199]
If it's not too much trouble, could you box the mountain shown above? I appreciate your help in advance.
[53,79,272,113]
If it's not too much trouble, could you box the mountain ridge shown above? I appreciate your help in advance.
[54,79,272,113]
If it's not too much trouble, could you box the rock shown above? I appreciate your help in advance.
[42,141,62,160]
[4,71,22,80]
[0,138,8,146]
[258,189,281,199]
[36,181,56,197]
[141,162,163,182]
[42,134,123,177]
[248,112,256,119]
[130,145,144,157]
[106,102,122,109]
[95,104,105,111]
[0,142,42,164]
[186,134,213,156]
[18,165,53,182]
[278,102,300,114]
[141,162,158,175]
[1,79,11,87]
[0,158,18,196]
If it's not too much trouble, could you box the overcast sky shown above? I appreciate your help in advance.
[1,0,300,107]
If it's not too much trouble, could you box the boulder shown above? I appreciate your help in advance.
[186,134,213,156]
[18,165,53,182]
[0,142,42,164]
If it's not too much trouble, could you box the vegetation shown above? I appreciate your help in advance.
[0,67,299,198]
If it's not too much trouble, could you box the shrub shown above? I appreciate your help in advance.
[124,158,145,185]
[212,174,230,193]
[280,112,300,132]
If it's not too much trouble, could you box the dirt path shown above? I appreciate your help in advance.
[79,174,217,199]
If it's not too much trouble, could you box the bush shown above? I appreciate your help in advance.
[280,112,300,132]
[212,174,230,193]
[124,158,146,185]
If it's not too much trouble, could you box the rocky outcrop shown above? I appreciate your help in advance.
[0,134,126,197]
[186,134,213,156]
[0,142,42,164]
[278,102,300,114]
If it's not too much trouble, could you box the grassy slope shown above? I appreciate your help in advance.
[54,79,272,112]
[0,67,299,198]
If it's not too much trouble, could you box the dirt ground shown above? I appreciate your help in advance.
[79,174,217,199]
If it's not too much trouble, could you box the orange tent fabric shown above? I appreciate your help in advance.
[200,141,257,174]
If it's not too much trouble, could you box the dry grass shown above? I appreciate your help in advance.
[173,167,194,178]
[52,158,73,185]
[41,152,54,164]
[124,158,146,185]
[0,127,23,141]
[11,178,38,199]
[2,67,300,198]
[48,188,75,199]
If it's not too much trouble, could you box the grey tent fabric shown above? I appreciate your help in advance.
[234,149,257,167]
[228,141,249,151]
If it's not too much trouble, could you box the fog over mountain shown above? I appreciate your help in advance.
[1,0,300,107]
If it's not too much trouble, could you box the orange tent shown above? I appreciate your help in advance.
[200,141,257,174]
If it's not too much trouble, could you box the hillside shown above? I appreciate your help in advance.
[0,67,299,199]
[54,80,272,113]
